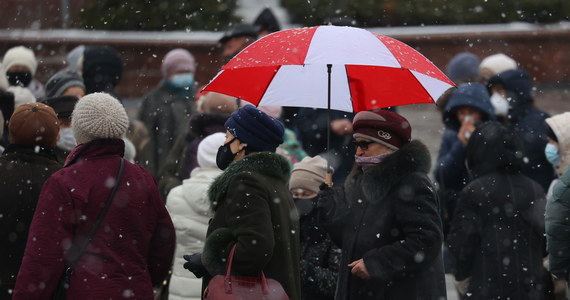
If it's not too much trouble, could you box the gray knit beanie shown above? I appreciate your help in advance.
[72,92,129,144]
[45,70,85,98]
[290,155,328,194]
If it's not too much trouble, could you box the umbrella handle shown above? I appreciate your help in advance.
[325,170,333,188]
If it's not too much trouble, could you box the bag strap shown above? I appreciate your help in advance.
[223,244,269,294]
[67,158,125,272]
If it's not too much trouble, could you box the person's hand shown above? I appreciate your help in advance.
[330,118,353,135]
[183,253,207,278]
[457,118,476,145]
[348,259,370,279]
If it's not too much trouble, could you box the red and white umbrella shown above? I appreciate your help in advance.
[203,25,455,113]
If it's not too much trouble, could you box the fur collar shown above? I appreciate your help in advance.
[345,140,431,203]
[208,152,291,210]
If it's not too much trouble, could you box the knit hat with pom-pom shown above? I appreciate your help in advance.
[71,92,129,144]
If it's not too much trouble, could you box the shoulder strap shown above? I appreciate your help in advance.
[69,158,125,270]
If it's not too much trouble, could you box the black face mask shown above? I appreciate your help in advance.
[6,71,32,87]
[293,197,317,217]
[216,138,238,170]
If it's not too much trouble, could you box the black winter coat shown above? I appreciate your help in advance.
[319,140,446,300]
[0,145,61,298]
[296,197,341,300]
[447,121,548,300]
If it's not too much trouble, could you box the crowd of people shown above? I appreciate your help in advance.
[1,11,570,300]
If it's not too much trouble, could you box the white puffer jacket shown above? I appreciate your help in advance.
[166,167,221,300]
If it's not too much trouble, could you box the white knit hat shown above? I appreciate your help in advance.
[72,92,129,144]
[479,53,517,76]
[2,46,38,76]
[7,86,36,108]
[197,132,226,169]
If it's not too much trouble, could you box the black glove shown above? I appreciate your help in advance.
[183,253,207,278]
[317,183,337,219]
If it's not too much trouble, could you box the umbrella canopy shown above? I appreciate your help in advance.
[203,25,454,113]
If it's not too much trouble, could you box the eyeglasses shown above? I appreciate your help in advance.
[352,140,375,150]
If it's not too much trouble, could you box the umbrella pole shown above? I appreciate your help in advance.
[325,64,333,187]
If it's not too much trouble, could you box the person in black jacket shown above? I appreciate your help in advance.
[318,109,446,300]
[290,155,341,300]
[447,121,549,300]
[434,82,495,236]
[0,103,62,298]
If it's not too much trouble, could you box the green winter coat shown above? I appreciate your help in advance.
[545,166,570,291]
[203,152,301,300]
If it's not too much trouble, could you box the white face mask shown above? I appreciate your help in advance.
[56,127,77,151]
[490,92,509,117]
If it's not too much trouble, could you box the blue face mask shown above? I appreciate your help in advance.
[170,73,194,88]
[545,143,560,165]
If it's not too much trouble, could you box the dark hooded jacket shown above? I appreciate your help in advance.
[0,145,61,298]
[446,121,547,300]
[157,113,228,199]
[488,69,554,191]
[434,82,494,233]
[319,140,446,300]
[202,152,301,300]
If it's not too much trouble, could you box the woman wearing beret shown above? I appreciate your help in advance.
[318,109,446,299]
[183,104,301,300]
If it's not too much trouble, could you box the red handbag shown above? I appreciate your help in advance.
[203,244,290,300]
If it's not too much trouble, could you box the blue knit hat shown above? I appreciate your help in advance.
[225,105,284,152]
[446,52,480,83]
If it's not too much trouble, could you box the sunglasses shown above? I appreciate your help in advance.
[352,140,375,150]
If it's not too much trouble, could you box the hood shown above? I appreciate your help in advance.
[444,82,495,130]
[466,121,524,178]
[546,112,570,176]
[487,68,533,108]
[207,151,291,210]
[178,167,223,216]
[187,113,229,140]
